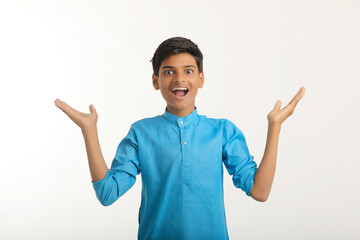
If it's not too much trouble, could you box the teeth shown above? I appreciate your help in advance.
[172,88,188,91]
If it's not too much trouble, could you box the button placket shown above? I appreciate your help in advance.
[181,123,192,185]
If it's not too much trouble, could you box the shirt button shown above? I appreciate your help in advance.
[180,121,183,124]
[184,142,187,145]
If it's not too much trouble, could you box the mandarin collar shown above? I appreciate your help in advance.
[163,107,200,127]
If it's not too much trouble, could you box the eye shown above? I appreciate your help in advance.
[185,69,193,74]
[164,70,174,75]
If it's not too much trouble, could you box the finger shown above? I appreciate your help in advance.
[292,86,306,102]
[273,100,281,111]
[54,99,71,113]
[89,104,96,114]
[54,99,82,117]
[287,86,306,108]
[54,99,67,111]
[281,87,306,115]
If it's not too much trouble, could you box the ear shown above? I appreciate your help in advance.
[152,73,160,90]
[198,72,204,88]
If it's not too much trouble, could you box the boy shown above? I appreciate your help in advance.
[54,36,305,239]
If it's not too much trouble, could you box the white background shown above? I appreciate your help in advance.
[1,0,359,239]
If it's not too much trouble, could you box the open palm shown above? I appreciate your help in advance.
[54,99,98,130]
[267,86,306,125]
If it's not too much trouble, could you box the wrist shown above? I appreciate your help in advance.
[81,124,98,134]
[268,121,281,130]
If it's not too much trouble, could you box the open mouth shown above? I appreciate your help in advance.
[171,87,189,97]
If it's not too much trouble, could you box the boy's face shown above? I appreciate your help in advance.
[152,52,204,118]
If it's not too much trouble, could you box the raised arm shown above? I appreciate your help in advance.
[250,86,306,202]
[54,99,108,182]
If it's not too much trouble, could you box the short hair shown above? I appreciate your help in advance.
[150,36,203,76]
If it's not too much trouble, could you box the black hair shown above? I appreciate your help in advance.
[150,36,203,76]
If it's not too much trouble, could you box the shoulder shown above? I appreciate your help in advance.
[222,118,246,143]
[122,115,164,142]
[127,114,170,136]
[198,114,238,130]
[198,114,225,126]
[198,114,246,145]
[130,114,164,129]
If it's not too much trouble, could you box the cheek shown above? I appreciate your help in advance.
[160,88,171,99]
[190,88,198,96]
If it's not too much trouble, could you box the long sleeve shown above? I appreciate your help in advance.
[222,119,258,196]
[92,125,141,206]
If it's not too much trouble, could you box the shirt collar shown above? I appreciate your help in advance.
[163,106,200,127]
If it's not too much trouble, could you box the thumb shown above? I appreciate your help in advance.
[89,104,96,114]
[273,100,281,110]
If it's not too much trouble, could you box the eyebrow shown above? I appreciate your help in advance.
[161,65,196,69]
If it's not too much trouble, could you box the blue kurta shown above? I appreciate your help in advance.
[92,107,258,239]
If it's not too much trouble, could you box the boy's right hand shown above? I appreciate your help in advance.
[54,99,98,130]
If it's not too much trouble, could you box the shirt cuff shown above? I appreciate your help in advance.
[92,170,110,190]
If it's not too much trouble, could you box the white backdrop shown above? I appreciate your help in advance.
[1,0,359,239]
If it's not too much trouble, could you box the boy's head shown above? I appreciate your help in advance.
[151,37,204,117]
[151,37,203,77]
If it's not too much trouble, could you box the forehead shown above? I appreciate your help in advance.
[160,52,197,68]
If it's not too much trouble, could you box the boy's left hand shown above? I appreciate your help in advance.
[267,86,306,126]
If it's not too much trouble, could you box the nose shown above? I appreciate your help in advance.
[174,71,186,84]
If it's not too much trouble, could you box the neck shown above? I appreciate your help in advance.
[166,105,195,118]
